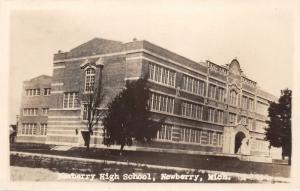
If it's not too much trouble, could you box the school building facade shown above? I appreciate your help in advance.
[17,38,282,161]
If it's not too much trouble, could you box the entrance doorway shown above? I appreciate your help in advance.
[234,132,246,154]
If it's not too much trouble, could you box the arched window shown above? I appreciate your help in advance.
[85,67,96,92]
[229,89,238,106]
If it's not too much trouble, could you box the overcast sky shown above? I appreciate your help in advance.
[8,0,296,124]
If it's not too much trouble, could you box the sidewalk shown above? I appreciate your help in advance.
[10,151,289,183]
[10,143,290,178]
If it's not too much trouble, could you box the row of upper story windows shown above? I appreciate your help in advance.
[23,108,49,116]
[25,88,51,96]
[208,84,226,102]
[61,65,270,119]
[182,75,205,96]
[149,92,224,124]
[60,64,269,114]
[148,62,262,109]
[149,62,176,87]
[241,95,255,110]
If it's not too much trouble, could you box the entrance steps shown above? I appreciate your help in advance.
[51,145,74,151]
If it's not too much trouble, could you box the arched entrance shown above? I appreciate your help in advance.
[234,131,246,154]
[222,124,251,155]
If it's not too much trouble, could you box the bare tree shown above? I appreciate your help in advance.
[81,63,106,150]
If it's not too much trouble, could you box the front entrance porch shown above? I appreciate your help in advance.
[223,124,251,155]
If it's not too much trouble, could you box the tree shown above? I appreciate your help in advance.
[265,89,291,165]
[102,77,163,154]
[82,65,106,150]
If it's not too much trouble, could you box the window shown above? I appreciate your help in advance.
[208,107,215,122]
[229,90,238,106]
[181,101,203,120]
[248,118,253,130]
[241,116,247,125]
[182,75,205,96]
[200,131,208,145]
[21,123,37,135]
[208,84,225,102]
[242,95,254,110]
[149,62,176,87]
[82,104,89,120]
[42,108,49,115]
[256,120,267,133]
[208,131,214,145]
[181,128,191,142]
[256,101,269,115]
[25,89,40,96]
[208,84,217,99]
[44,88,51,95]
[216,87,225,102]
[248,98,254,110]
[63,92,79,108]
[216,132,223,146]
[229,112,236,124]
[216,110,224,123]
[157,124,173,141]
[85,68,96,92]
[242,96,247,109]
[23,108,38,116]
[149,92,174,113]
[40,123,47,135]
[82,104,101,121]
[179,128,206,144]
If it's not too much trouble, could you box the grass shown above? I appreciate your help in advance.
[11,153,265,183]
[10,142,290,178]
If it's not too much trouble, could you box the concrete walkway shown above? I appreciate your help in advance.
[11,151,289,183]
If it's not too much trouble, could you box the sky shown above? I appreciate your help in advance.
[7,0,296,124]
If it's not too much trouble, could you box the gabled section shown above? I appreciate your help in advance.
[228,59,242,76]
[70,38,123,58]
[25,75,52,83]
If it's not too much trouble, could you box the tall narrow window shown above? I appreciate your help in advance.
[44,88,51,96]
[149,62,176,87]
[157,124,173,141]
[63,92,79,108]
[82,104,89,120]
[85,68,96,92]
[216,110,224,123]
[248,98,254,110]
[181,75,205,96]
[208,107,215,122]
[229,90,238,106]
[208,84,217,99]
[217,87,225,102]
[149,92,174,114]
[241,116,247,125]
[229,112,237,124]
[40,123,47,135]
[21,123,37,135]
[248,118,253,130]
[42,108,49,115]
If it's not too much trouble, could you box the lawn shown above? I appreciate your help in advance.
[11,153,288,183]
[10,143,290,178]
